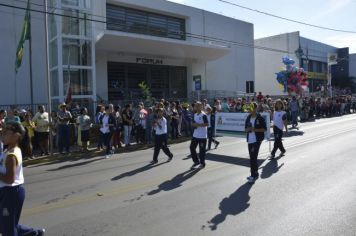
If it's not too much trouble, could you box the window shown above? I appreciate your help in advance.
[63,69,92,95]
[62,10,91,37]
[106,4,186,40]
[62,39,92,66]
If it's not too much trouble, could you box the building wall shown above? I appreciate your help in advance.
[254,32,300,96]
[0,0,48,105]
[95,0,255,97]
[350,54,356,77]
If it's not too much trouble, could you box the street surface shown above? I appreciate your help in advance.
[21,114,356,236]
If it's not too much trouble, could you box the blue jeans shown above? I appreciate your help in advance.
[58,124,70,153]
[0,185,39,236]
[291,111,298,127]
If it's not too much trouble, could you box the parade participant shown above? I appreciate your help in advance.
[32,105,50,156]
[78,108,92,152]
[57,103,72,154]
[289,96,299,128]
[270,100,288,159]
[206,106,220,150]
[190,102,209,170]
[0,110,7,154]
[152,108,173,164]
[245,102,266,184]
[99,106,115,159]
[0,122,45,236]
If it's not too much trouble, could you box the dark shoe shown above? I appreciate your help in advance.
[280,151,286,157]
[247,176,258,184]
[151,160,158,164]
[215,142,220,149]
[37,229,46,236]
[167,154,173,162]
[269,153,276,160]
[190,163,200,170]
[199,164,206,169]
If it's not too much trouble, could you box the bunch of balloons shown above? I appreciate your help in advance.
[275,57,309,95]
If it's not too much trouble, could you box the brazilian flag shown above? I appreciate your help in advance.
[15,0,31,73]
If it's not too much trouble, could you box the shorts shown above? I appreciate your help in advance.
[81,130,90,142]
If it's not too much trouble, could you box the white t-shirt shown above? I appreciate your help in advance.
[154,117,167,135]
[100,115,110,134]
[0,146,24,187]
[247,117,257,144]
[207,114,212,128]
[273,111,286,131]
[193,112,208,139]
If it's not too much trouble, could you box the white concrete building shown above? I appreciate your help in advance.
[254,32,349,96]
[0,0,255,108]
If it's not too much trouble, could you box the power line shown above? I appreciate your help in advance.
[0,1,346,62]
[219,0,356,34]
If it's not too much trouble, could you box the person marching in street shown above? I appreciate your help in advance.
[271,99,288,159]
[0,122,45,236]
[152,108,173,164]
[190,102,209,170]
[245,102,267,184]
[206,106,220,151]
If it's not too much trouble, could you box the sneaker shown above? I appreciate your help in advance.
[167,154,173,162]
[37,228,46,236]
[280,151,286,156]
[247,176,257,184]
[199,164,206,169]
[105,155,111,159]
[190,163,200,170]
[151,160,158,164]
[215,142,220,149]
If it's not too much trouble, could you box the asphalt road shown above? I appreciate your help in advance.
[21,114,356,236]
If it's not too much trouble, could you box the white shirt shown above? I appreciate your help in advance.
[154,117,167,135]
[100,115,110,134]
[0,146,24,187]
[193,112,208,139]
[207,114,212,128]
[273,111,286,131]
[247,117,257,144]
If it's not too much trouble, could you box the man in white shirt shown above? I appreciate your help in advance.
[190,102,209,169]
[152,109,173,164]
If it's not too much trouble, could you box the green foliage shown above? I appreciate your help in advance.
[138,81,154,104]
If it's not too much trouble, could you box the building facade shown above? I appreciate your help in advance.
[254,32,349,96]
[0,0,255,107]
[349,53,356,78]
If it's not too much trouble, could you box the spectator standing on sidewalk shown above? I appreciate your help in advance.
[0,110,7,153]
[245,102,266,184]
[21,113,36,159]
[32,105,50,156]
[112,105,123,150]
[146,107,155,145]
[270,100,288,159]
[96,105,105,151]
[57,103,72,154]
[78,108,92,152]
[122,104,134,147]
[170,102,179,139]
[5,110,21,124]
[289,96,299,128]
[182,104,192,137]
[206,106,220,150]
[99,106,115,158]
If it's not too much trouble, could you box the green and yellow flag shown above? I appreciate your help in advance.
[15,0,31,73]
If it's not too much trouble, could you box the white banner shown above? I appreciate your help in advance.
[215,112,271,140]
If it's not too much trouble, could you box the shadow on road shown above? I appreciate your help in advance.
[47,157,106,171]
[147,169,201,195]
[285,130,305,137]
[111,162,168,181]
[203,182,253,231]
[206,153,265,168]
[260,156,284,179]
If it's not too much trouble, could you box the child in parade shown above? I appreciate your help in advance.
[271,100,288,159]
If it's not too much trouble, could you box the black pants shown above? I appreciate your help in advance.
[190,137,207,165]
[153,134,172,161]
[135,125,145,144]
[271,126,286,156]
[208,127,218,150]
[102,132,113,155]
[171,121,179,139]
[248,141,262,178]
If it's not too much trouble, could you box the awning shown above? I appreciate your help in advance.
[95,30,230,61]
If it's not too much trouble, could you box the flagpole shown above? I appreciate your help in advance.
[29,0,34,111]
[44,0,53,156]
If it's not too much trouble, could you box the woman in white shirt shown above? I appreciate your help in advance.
[271,99,288,159]
[0,122,45,235]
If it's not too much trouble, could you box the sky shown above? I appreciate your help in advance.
[168,0,356,53]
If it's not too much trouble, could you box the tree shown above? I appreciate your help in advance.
[138,81,154,104]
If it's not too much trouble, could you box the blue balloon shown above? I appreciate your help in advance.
[282,57,295,66]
